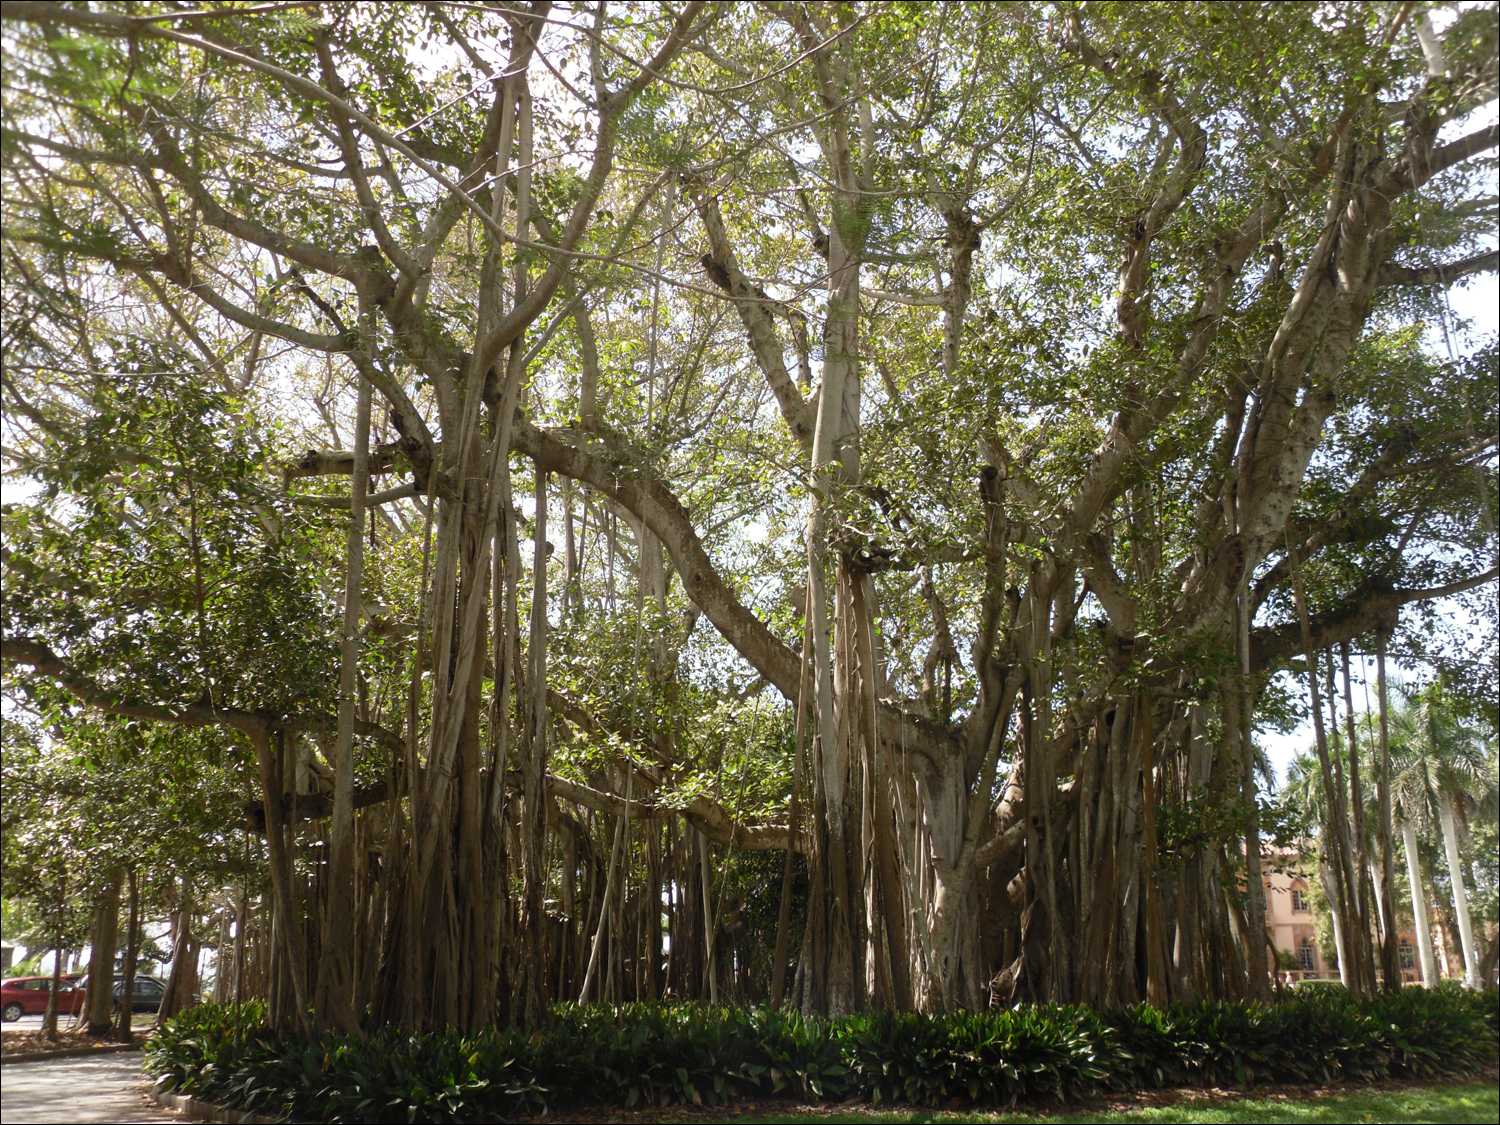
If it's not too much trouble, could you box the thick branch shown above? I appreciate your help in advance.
[512,416,802,698]
[288,482,418,510]
[543,774,799,853]
[241,781,390,833]
[1251,432,1414,608]
[1378,249,1499,287]
[2,636,264,734]
[512,415,953,765]
[1250,568,1499,668]
[285,447,399,480]
[1,637,405,754]
[691,188,815,446]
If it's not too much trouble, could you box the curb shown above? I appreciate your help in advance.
[152,1088,286,1124]
[0,1042,142,1065]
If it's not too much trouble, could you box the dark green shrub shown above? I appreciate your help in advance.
[147,1004,545,1123]
[145,988,1499,1123]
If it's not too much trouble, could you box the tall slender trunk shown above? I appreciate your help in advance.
[1437,795,1480,986]
[1288,548,1361,993]
[161,877,195,1019]
[517,467,550,1024]
[1421,844,1465,979]
[1373,636,1402,990]
[1141,699,1168,1006]
[578,815,623,1004]
[232,888,248,1006]
[1368,858,1389,942]
[315,367,369,1033]
[1237,596,1269,999]
[770,602,812,1011]
[699,830,719,1004]
[116,868,139,1043]
[1323,653,1372,991]
[252,727,313,1028]
[1340,643,1377,990]
[43,941,63,1041]
[1400,819,1440,986]
[1318,862,1352,988]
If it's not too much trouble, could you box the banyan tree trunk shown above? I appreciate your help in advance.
[86,871,121,1036]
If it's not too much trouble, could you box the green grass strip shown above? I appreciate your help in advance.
[726,1080,1500,1123]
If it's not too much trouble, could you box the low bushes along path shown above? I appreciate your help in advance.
[0,1058,1491,1124]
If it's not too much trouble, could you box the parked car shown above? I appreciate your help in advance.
[0,975,85,1022]
[112,975,167,1013]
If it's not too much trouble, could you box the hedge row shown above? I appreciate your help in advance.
[145,987,1499,1123]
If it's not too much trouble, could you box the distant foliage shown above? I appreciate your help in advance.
[147,991,1499,1122]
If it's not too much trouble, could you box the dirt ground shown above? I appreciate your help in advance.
[0,1026,148,1056]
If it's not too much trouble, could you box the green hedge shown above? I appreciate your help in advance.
[145,988,1499,1123]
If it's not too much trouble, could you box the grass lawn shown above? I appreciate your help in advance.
[719,1081,1499,1124]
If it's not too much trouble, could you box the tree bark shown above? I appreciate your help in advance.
[1437,795,1480,986]
[314,365,369,1033]
[251,727,313,1029]
[1340,642,1378,990]
[1141,699,1168,1006]
[1288,544,1361,993]
[1400,819,1440,986]
[699,830,719,1004]
[518,466,550,1024]
[43,943,63,1041]
[86,870,121,1036]
[1238,597,1269,999]
[115,868,139,1043]
[1373,636,1403,990]
[770,603,812,1011]
[232,887,248,1006]
[160,878,196,1019]
[1317,862,1352,988]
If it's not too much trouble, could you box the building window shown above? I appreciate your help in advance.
[1291,888,1309,912]
[1298,937,1316,971]
[1399,938,1415,970]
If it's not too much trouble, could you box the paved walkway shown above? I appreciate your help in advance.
[0,1052,176,1123]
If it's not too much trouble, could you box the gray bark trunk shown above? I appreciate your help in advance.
[1400,819,1440,986]
[1437,795,1480,986]
[315,366,369,1033]
[1373,639,1403,990]
[86,871,121,1036]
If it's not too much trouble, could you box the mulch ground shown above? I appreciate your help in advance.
[515,1061,1500,1122]
[0,1026,149,1056]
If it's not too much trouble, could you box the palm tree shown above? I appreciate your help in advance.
[1280,752,1354,987]
[1390,685,1493,988]
[1388,768,1442,986]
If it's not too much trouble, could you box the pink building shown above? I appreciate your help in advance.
[1261,847,1426,985]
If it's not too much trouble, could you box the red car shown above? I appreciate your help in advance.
[1,976,85,1022]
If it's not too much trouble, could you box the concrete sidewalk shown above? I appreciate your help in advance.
[0,1052,175,1123]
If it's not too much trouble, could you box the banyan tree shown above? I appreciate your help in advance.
[2,1,1496,1031]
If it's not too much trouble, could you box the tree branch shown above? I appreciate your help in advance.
[1250,568,1499,668]
[2,636,265,734]
[690,186,815,447]
[511,415,954,766]
[543,773,799,853]
[1378,249,1499,288]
